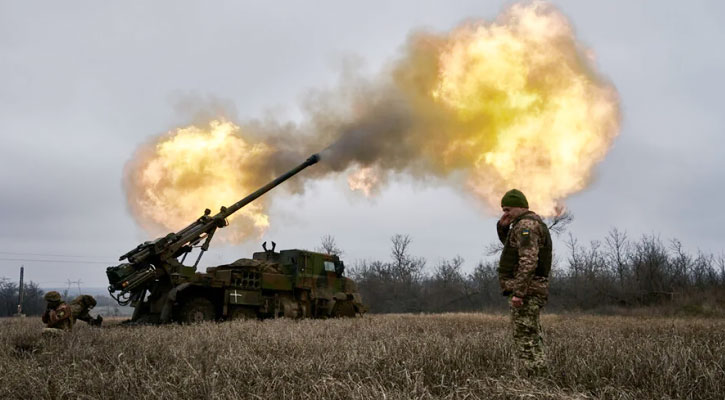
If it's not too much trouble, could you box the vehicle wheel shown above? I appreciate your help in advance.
[229,306,257,321]
[331,300,356,317]
[131,299,152,322]
[177,297,215,323]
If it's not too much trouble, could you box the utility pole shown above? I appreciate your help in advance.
[65,279,83,299]
[16,266,25,317]
[64,279,72,299]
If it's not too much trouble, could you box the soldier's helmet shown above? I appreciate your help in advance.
[44,291,62,303]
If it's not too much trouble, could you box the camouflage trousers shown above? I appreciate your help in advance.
[510,296,547,376]
[42,327,67,336]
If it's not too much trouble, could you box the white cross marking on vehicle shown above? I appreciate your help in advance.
[230,290,243,303]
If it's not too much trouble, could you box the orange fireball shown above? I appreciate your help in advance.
[124,120,273,241]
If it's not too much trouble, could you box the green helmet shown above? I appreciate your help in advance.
[44,291,62,302]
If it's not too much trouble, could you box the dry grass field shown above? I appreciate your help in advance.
[1,313,723,399]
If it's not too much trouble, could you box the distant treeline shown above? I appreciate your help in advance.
[346,230,725,314]
[0,278,45,316]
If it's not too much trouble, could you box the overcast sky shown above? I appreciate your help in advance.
[1,1,724,288]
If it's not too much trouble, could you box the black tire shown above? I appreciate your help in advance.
[229,306,257,321]
[331,300,356,317]
[131,301,150,322]
[177,297,215,323]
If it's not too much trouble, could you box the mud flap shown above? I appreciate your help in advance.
[160,283,192,323]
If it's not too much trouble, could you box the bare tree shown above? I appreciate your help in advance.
[669,239,691,288]
[565,233,581,278]
[692,251,716,288]
[485,241,504,256]
[391,234,412,269]
[433,256,465,286]
[470,261,500,307]
[546,210,574,236]
[605,228,630,288]
[717,252,725,286]
[427,256,479,311]
[629,234,669,295]
[317,234,343,257]
[389,234,425,281]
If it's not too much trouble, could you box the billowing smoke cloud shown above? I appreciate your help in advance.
[125,1,620,241]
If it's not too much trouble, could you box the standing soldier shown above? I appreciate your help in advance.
[41,291,73,334]
[70,295,103,326]
[497,189,552,376]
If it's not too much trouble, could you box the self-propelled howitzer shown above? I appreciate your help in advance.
[105,153,366,323]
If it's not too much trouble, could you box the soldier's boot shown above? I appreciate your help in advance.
[525,363,549,379]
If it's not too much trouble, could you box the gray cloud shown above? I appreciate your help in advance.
[1,0,723,288]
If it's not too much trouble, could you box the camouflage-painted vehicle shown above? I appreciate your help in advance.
[174,245,364,322]
[106,154,366,323]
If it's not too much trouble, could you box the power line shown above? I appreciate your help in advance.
[34,281,109,286]
[0,250,114,259]
[0,257,114,265]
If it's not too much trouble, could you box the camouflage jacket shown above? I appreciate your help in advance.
[41,302,73,330]
[70,295,96,322]
[497,211,552,301]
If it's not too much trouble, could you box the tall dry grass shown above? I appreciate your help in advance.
[1,313,723,399]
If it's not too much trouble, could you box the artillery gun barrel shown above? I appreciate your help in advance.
[119,153,320,263]
[221,153,319,218]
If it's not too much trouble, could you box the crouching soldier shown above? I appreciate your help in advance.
[41,291,73,334]
[70,295,103,326]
